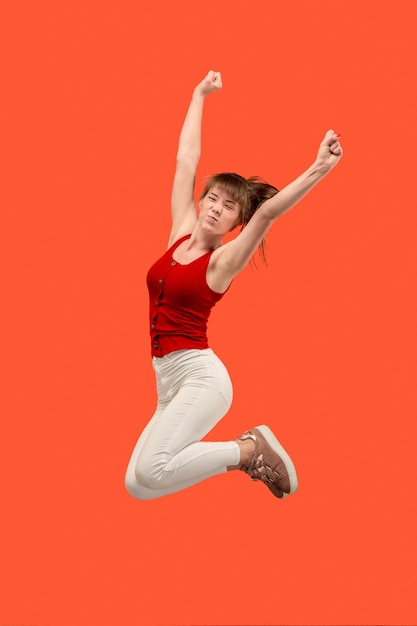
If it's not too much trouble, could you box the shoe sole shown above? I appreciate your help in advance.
[255,425,299,497]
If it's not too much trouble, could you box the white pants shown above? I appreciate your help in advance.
[125,348,240,500]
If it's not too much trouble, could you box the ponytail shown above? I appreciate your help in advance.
[243,177,279,265]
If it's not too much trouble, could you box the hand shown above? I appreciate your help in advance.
[195,70,223,97]
[315,130,343,171]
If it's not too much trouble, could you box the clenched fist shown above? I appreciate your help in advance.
[316,130,343,171]
[195,70,223,97]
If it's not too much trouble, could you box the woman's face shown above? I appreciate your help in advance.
[199,186,241,234]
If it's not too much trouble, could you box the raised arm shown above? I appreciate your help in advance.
[211,130,343,289]
[259,130,343,221]
[169,71,223,247]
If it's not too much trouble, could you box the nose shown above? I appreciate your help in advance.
[212,204,221,215]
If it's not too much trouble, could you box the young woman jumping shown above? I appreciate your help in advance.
[125,70,343,501]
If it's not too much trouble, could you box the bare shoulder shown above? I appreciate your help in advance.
[206,240,240,293]
[207,210,275,291]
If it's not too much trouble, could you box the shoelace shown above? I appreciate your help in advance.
[242,453,282,485]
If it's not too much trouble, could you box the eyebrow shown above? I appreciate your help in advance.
[209,192,237,205]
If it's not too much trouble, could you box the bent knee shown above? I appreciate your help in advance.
[124,469,159,501]
[124,459,158,497]
[134,456,167,491]
[124,470,140,498]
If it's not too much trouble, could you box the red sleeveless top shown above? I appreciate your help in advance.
[147,235,227,357]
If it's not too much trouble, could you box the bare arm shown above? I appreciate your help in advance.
[259,130,343,221]
[169,71,223,247]
[211,130,343,288]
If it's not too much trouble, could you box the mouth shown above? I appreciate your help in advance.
[207,215,218,222]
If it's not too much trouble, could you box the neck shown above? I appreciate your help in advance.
[188,225,223,251]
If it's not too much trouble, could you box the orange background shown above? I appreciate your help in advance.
[1,1,416,625]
